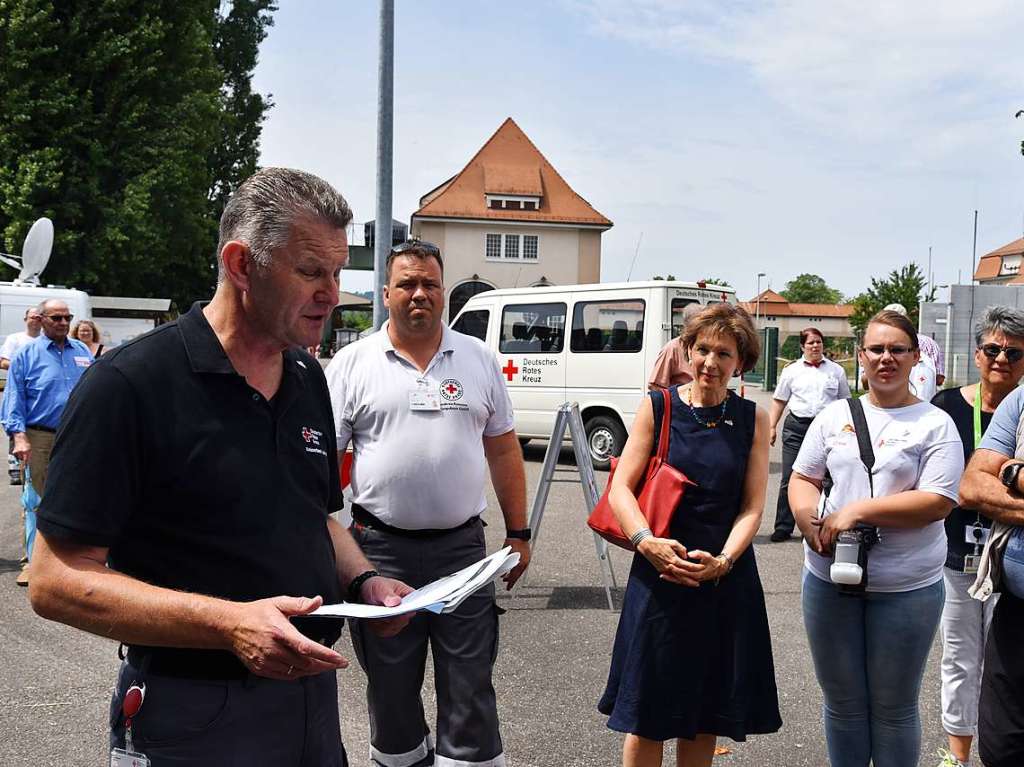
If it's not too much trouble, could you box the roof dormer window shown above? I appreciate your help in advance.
[485,194,541,211]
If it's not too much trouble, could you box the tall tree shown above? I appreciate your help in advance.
[780,273,843,304]
[0,1,276,309]
[208,0,276,225]
[849,263,934,335]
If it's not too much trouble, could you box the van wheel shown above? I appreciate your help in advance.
[584,415,626,471]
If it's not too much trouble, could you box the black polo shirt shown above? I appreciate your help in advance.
[38,302,344,627]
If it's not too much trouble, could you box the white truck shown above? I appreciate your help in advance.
[450,280,738,469]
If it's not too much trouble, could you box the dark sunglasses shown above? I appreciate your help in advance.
[980,343,1024,363]
[44,314,73,323]
[390,239,440,258]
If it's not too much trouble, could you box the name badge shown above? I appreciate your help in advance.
[963,554,980,574]
[409,381,440,412]
[111,748,151,766]
[74,356,91,368]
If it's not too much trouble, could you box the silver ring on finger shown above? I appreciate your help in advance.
[287,665,294,676]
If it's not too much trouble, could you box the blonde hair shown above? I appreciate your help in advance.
[70,319,101,343]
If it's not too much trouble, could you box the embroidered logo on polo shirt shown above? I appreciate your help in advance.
[301,426,326,456]
[439,378,464,402]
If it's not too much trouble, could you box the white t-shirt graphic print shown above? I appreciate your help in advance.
[792,398,963,592]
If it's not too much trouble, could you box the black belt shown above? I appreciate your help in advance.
[352,503,481,539]
[787,414,815,425]
[125,626,342,680]
[26,424,55,433]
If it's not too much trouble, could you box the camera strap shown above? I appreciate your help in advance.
[847,397,875,498]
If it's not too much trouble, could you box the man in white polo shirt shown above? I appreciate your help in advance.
[325,239,529,767]
[768,327,850,541]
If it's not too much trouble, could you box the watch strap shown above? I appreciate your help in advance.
[505,528,532,541]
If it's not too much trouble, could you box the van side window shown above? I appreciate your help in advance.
[499,303,566,353]
[452,309,489,343]
[571,299,646,353]
[671,298,699,337]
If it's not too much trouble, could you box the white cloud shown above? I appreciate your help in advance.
[573,0,1024,151]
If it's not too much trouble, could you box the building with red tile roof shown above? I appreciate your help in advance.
[410,118,613,320]
[973,237,1024,285]
[740,289,854,343]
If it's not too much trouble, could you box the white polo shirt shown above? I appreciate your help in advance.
[774,357,851,418]
[325,322,514,530]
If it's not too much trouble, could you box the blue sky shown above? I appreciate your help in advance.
[253,1,1024,300]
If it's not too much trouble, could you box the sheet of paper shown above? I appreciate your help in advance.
[309,547,517,619]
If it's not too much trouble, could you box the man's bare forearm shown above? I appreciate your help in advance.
[30,534,239,649]
[485,431,527,531]
[960,470,1024,525]
[327,516,377,589]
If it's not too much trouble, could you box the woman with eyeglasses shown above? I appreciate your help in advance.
[929,306,1024,767]
[70,319,104,357]
[788,310,964,767]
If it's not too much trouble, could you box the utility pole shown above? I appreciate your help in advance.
[372,0,395,330]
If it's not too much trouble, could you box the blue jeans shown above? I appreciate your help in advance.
[802,570,944,767]
[22,466,39,560]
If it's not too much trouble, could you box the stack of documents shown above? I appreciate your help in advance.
[310,547,520,619]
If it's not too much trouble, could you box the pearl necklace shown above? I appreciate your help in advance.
[686,388,729,428]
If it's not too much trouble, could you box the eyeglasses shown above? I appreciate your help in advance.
[979,344,1024,363]
[861,345,914,359]
[390,239,441,258]
[44,314,73,323]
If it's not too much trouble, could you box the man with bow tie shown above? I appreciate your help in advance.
[768,327,850,542]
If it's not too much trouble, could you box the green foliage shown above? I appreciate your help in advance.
[848,263,932,336]
[0,1,276,309]
[699,276,731,287]
[651,274,677,281]
[780,273,843,304]
[341,310,371,332]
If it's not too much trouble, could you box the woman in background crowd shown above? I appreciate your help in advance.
[789,310,964,767]
[599,303,781,767]
[70,319,104,357]
[768,326,850,542]
[930,306,1024,767]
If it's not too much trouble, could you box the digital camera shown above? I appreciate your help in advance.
[830,525,880,594]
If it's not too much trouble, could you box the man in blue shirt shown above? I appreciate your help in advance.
[1,299,92,584]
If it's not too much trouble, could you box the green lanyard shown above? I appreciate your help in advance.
[973,384,984,450]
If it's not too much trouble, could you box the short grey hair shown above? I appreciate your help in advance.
[36,299,65,314]
[974,305,1024,346]
[216,167,353,282]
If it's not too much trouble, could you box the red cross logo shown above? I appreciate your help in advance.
[445,382,459,395]
[502,360,518,381]
[302,427,313,442]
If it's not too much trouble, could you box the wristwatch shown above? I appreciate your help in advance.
[505,528,532,541]
[1000,462,1024,493]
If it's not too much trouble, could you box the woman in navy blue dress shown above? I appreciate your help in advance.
[599,303,781,766]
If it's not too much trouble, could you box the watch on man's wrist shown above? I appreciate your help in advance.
[505,528,532,541]
[1001,462,1024,493]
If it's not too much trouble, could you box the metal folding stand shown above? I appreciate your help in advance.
[512,402,618,610]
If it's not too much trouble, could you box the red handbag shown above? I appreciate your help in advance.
[587,388,696,550]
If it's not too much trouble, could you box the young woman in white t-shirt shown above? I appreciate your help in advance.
[788,310,964,767]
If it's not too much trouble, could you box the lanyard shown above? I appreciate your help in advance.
[973,384,984,451]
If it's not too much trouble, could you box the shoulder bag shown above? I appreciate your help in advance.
[587,388,697,550]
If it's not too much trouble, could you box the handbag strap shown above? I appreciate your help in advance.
[655,388,672,461]
[846,397,875,498]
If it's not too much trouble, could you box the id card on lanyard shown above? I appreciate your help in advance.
[965,387,992,573]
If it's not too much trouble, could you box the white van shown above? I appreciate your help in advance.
[450,281,738,469]
[0,283,91,344]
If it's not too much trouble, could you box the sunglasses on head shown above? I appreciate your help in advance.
[45,314,73,323]
[390,239,440,258]
[979,343,1024,363]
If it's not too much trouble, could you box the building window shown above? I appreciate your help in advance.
[523,235,538,260]
[505,200,521,210]
[489,199,503,210]
[570,299,645,353]
[485,234,502,259]
[522,201,536,210]
[500,303,566,354]
[486,232,539,261]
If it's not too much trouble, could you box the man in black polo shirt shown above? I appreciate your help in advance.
[27,168,411,766]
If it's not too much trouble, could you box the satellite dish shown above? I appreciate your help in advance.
[17,217,53,285]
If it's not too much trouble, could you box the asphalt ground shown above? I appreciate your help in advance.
[0,386,965,766]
